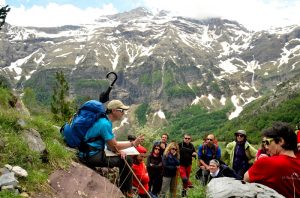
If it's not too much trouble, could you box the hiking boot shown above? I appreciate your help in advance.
[181,189,187,197]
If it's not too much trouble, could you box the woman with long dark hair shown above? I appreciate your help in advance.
[146,144,163,196]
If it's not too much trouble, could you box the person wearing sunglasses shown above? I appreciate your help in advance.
[225,130,257,178]
[159,142,180,198]
[244,122,300,198]
[255,137,270,161]
[197,134,221,186]
[146,145,163,196]
[178,134,197,197]
[154,133,169,156]
[80,99,144,197]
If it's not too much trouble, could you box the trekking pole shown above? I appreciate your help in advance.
[114,145,152,198]
[122,157,152,198]
[172,167,179,198]
[99,72,118,103]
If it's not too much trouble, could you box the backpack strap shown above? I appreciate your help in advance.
[212,144,218,159]
[79,116,108,154]
[202,144,206,156]
[202,144,218,159]
[79,136,103,154]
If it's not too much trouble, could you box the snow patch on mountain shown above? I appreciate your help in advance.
[191,96,201,105]
[25,70,37,80]
[208,94,215,104]
[229,95,243,120]
[279,41,300,68]
[56,52,72,58]
[34,53,45,65]
[219,58,239,74]
[220,95,226,105]
[154,110,166,119]
[268,25,298,35]
[75,55,85,65]
[3,50,39,80]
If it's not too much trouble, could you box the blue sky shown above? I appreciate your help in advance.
[2,0,300,30]
[5,0,142,11]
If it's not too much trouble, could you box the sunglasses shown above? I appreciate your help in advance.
[262,138,274,145]
[116,109,125,113]
[184,137,191,140]
[154,148,160,150]
[171,148,177,151]
[206,138,213,141]
[236,134,245,138]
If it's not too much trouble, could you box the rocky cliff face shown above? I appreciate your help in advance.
[0,7,299,119]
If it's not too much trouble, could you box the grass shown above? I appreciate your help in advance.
[0,90,75,197]
[182,159,206,198]
[0,192,22,198]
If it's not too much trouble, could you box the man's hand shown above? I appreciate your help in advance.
[192,152,197,159]
[119,150,127,159]
[133,134,145,146]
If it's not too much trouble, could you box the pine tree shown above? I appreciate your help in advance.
[51,71,72,121]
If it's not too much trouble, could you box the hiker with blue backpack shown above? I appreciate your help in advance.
[75,99,144,197]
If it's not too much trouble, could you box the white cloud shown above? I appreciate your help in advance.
[6,3,117,27]
[4,0,300,30]
[0,0,6,5]
[144,0,300,30]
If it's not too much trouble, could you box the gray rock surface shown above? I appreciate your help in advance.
[206,177,285,198]
[0,172,18,187]
[21,128,46,153]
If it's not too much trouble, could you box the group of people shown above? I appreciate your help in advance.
[77,99,300,198]
[131,133,196,198]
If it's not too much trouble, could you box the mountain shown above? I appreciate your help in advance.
[0,7,300,121]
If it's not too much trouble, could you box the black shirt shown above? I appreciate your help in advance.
[179,141,196,167]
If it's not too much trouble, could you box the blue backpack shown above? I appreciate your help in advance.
[61,100,106,150]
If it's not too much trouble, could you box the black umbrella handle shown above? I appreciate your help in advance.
[99,72,118,103]
[106,72,118,87]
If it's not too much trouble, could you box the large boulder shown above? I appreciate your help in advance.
[206,177,285,198]
[21,128,46,153]
[47,162,124,198]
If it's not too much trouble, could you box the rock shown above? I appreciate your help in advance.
[17,119,27,129]
[4,164,12,171]
[44,161,124,198]
[1,184,15,192]
[0,167,10,175]
[206,177,285,198]
[21,128,46,153]
[0,172,18,187]
[12,166,28,177]
[15,99,30,116]
[20,192,30,197]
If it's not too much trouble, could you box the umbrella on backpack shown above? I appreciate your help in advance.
[99,72,118,103]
